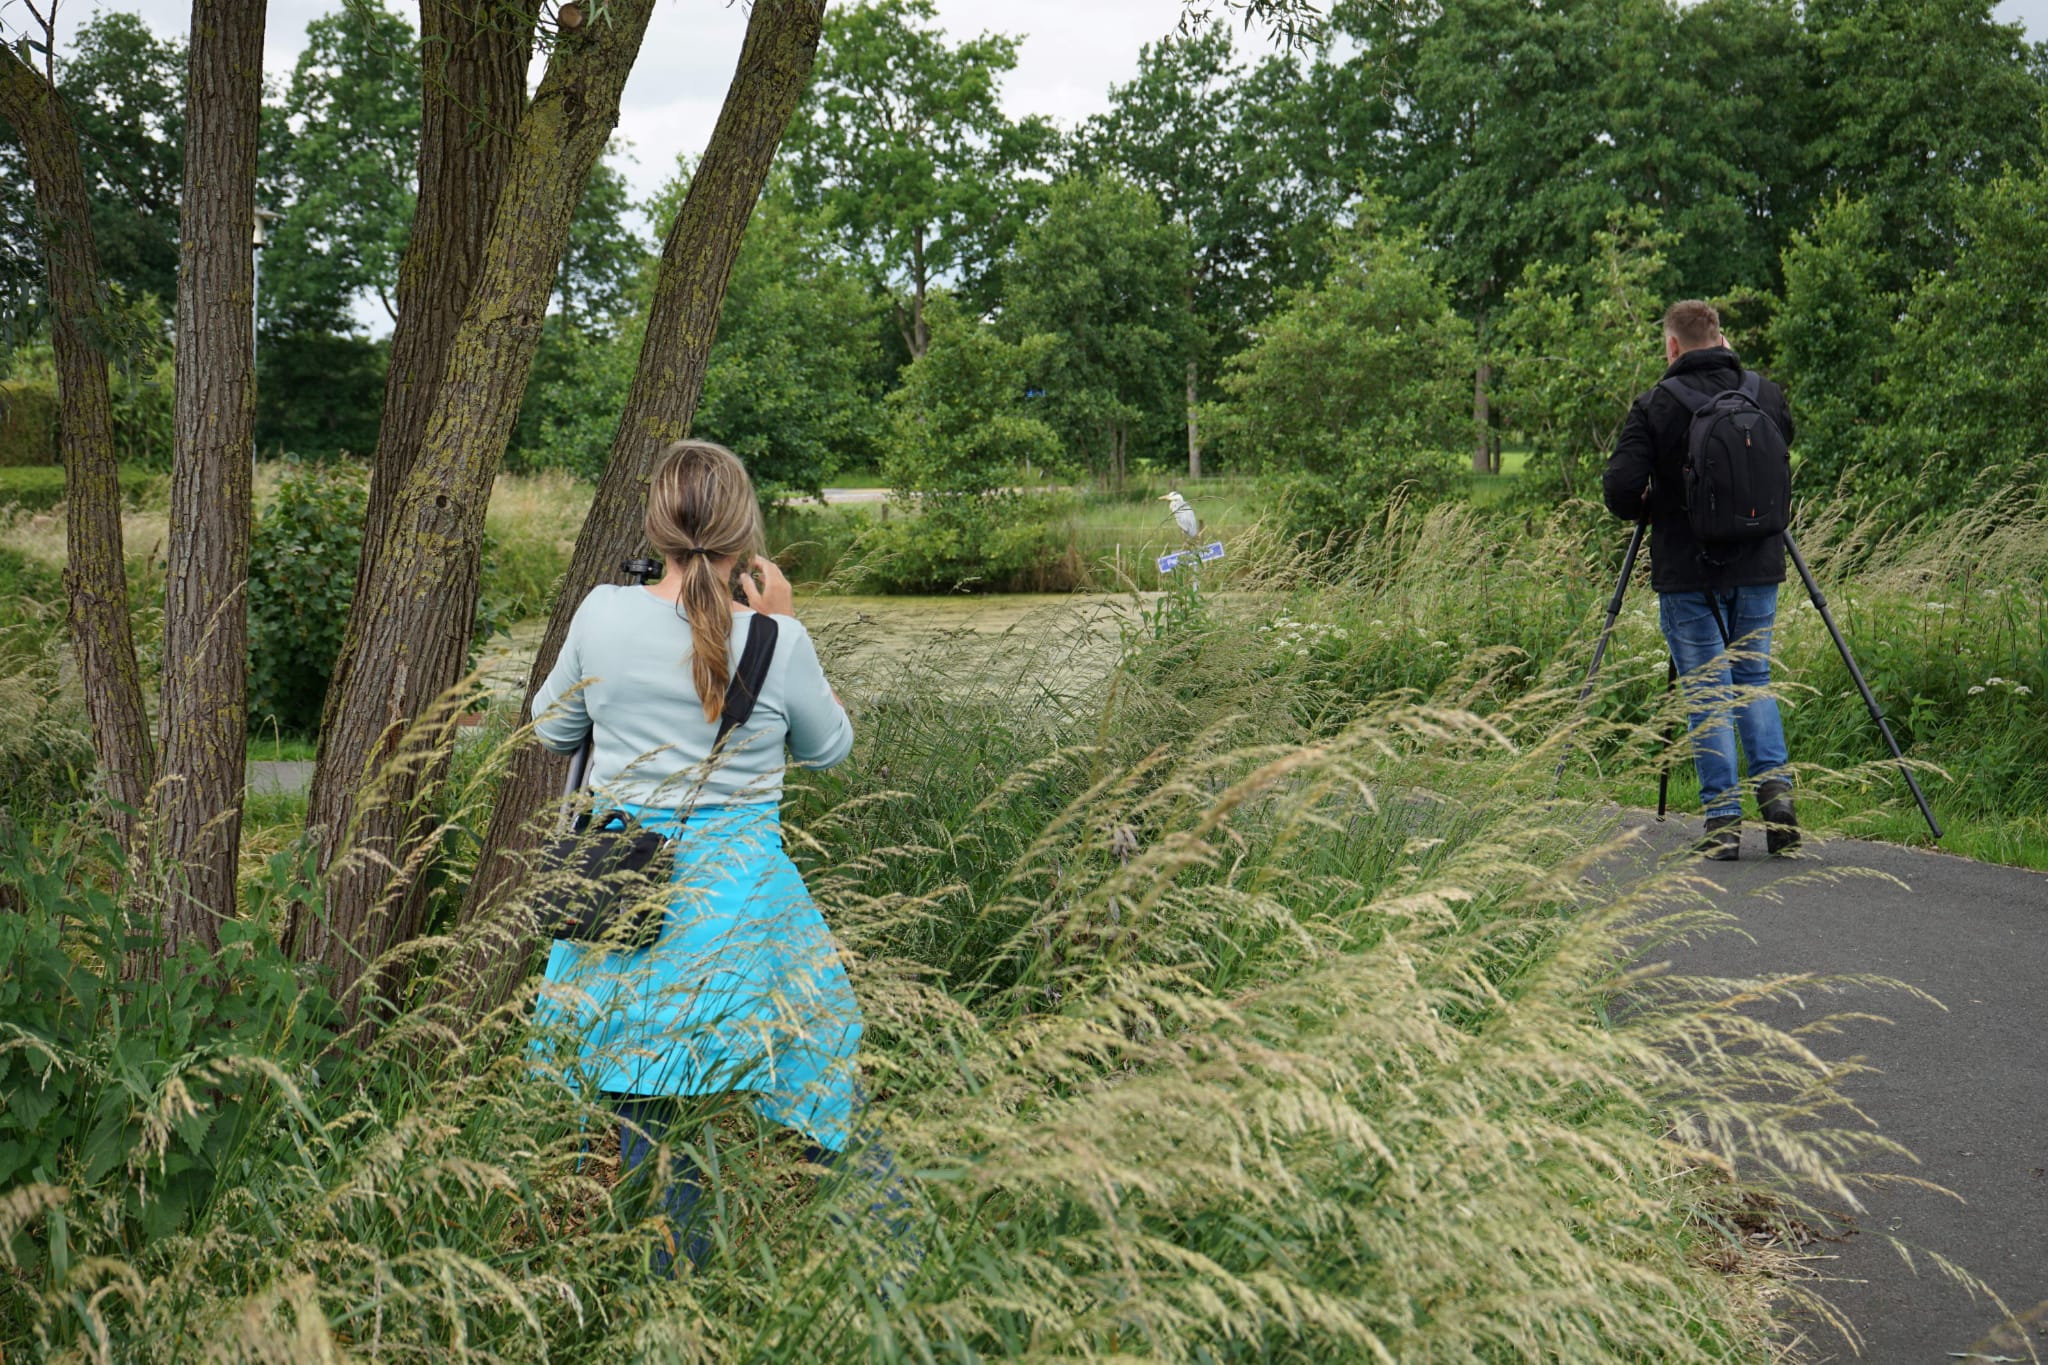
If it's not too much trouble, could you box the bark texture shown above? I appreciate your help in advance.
[154,0,267,954]
[297,0,657,1003]
[453,0,829,1003]
[356,0,537,567]
[0,49,155,850]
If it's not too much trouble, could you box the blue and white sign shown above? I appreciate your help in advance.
[1157,541,1227,573]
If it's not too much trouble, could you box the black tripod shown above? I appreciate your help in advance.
[1560,523,1941,841]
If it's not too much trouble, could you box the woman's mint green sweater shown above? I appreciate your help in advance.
[532,584,852,807]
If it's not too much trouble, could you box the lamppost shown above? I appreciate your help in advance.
[252,207,280,371]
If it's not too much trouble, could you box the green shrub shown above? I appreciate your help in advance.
[0,589,97,814]
[254,332,386,460]
[0,824,338,1271]
[1206,196,1474,482]
[859,493,1084,594]
[1493,209,1673,504]
[246,462,367,735]
[1273,450,1470,554]
[0,379,58,468]
[0,465,169,513]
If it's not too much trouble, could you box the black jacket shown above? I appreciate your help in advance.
[1603,346,1792,593]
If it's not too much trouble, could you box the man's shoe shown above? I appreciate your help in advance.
[1698,814,1741,861]
[1758,780,1800,856]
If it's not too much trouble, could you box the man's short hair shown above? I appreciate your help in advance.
[1662,299,1722,350]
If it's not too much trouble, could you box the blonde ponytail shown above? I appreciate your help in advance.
[643,440,764,722]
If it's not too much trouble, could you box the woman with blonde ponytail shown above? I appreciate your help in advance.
[528,440,905,1274]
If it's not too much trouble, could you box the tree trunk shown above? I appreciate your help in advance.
[1184,272,1200,481]
[1473,356,1492,476]
[355,1,536,585]
[908,223,929,358]
[154,0,267,956]
[0,49,155,855]
[296,0,657,1006]
[452,0,829,1009]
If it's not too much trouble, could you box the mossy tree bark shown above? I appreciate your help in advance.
[296,0,656,1005]
[153,0,267,956]
[0,47,156,854]
[454,0,829,1002]
[355,1,537,568]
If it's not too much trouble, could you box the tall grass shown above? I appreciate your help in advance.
[0,533,1942,1361]
[1247,488,2048,866]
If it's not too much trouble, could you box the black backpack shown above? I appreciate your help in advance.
[1658,371,1792,551]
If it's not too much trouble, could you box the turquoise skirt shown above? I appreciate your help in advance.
[530,801,862,1152]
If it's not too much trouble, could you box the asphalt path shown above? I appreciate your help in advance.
[1608,812,2048,1363]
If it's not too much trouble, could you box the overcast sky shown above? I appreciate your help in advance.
[40,0,2048,212]
[41,0,1210,210]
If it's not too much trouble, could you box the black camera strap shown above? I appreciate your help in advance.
[713,613,779,753]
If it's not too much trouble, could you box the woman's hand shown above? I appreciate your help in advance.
[736,554,796,617]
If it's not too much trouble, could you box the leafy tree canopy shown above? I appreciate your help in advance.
[1207,195,1474,481]
[1004,175,1195,488]
[0,10,185,335]
[782,0,1055,356]
[262,0,419,335]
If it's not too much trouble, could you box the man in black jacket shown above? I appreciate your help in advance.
[1603,299,1798,860]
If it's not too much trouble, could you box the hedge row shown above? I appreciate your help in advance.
[0,381,57,468]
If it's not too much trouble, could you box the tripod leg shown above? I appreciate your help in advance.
[1656,657,1679,820]
[1554,521,1648,791]
[1782,532,1943,841]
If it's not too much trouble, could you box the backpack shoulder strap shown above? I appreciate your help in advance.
[1737,370,1762,402]
[1656,376,1717,415]
[713,614,780,751]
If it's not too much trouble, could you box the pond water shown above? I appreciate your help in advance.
[475,592,1156,704]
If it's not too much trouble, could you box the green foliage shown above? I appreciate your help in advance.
[0,465,162,514]
[1206,199,1474,483]
[1804,0,2045,288]
[1077,24,1340,345]
[868,300,1070,590]
[0,824,337,1274]
[261,0,419,337]
[784,0,1056,343]
[1494,210,1673,502]
[246,463,368,736]
[885,298,1061,498]
[1004,175,1195,488]
[506,315,636,481]
[1875,168,2048,510]
[695,179,890,500]
[0,379,56,467]
[1772,194,1897,501]
[555,153,646,333]
[1777,172,2048,518]
[0,595,98,830]
[0,10,186,331]
[254,332,388,460]
[1,287,174,468]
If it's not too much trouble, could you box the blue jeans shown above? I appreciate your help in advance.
[615,1096,914,1275]
[1659,586,1792,820]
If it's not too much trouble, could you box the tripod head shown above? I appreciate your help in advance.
[622,557,662,584]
